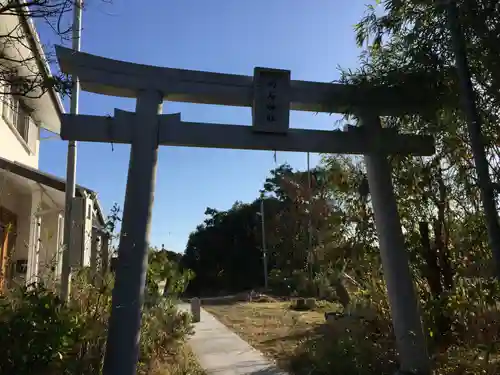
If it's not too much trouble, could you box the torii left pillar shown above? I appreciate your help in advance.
[103,90,163,375]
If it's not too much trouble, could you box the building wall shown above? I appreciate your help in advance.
[0,178,67,284]
[0,100,40,168]
[0,11,66,287]
[10,195,64,286]
[0,10,54,168]
[0,179,103,287]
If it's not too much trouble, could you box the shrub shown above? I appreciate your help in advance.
[289,273,500,375]
[0,268,196,375]
[0,284,77,375]
[290,315,397,375]
[139,298,193,372]
[268,269,294,296]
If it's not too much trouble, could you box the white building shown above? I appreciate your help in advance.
[0,3,106,290]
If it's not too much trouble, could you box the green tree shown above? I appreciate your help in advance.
[182,165,339,296]
[331,0,500,343]
[182,202,264,295]
[146,247,194,304]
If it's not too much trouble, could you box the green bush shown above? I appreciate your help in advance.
[139,298,193,371]
[289,273,500,375]
[268,266,348,304]
[290,315,396,375]
[146,248,195,308]
[0,268,195,375]
[0,284,77,375]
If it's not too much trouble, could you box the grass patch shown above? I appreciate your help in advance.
[148,344,206,375]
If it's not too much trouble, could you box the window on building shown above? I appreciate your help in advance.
[2,83,31,145]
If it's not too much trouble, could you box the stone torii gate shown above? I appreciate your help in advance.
[56,45,435,375]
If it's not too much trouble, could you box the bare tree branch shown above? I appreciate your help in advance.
[0,1,107,105]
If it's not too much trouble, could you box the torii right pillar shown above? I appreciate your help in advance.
[359,111,430,375]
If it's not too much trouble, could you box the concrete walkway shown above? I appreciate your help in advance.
[178,304,288,375]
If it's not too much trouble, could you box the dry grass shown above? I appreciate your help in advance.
[204,301,335,369]
[148,344,206,375]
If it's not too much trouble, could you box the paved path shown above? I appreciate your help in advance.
[178,303,288,375]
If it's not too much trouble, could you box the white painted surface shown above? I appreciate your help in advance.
[0,110,40,168]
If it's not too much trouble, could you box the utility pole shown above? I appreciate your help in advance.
[60,0,83,301]
[306,152,313,280]
[444,0,500,278]
[260,198,268,290]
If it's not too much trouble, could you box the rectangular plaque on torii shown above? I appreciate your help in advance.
[252,67,291,134]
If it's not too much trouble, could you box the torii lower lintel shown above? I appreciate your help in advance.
[60,111,435,156]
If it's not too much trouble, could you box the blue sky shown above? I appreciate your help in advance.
[37,0,369,253]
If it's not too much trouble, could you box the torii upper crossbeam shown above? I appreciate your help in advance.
[56,45,438,116]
